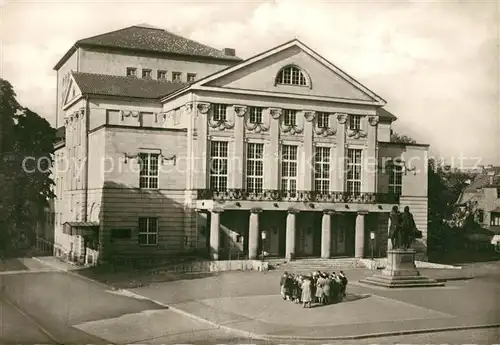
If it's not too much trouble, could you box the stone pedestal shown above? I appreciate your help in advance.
[360,249,445,288]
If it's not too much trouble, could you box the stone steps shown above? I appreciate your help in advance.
[269,258,365,271]
[360,274,445,288]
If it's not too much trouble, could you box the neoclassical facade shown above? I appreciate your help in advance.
[50,24,429,265]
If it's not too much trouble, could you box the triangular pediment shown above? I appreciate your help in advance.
[193,40,385,105]
[63,75,82,107]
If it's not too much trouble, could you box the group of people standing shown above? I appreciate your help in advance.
[389,205,421,249]
[279,271,348,308]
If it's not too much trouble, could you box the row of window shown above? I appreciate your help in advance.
[210,142,402,194]
[126,67,196,83]
[212,103,362,130]
[138,145,403,194]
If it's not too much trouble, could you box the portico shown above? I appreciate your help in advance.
[199,189,398,260]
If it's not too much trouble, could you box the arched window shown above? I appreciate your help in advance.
[275,65,308,86]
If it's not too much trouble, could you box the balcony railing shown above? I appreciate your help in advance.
[197,189,400,204]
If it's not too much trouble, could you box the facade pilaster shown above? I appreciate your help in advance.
[334,113,347,192]
[265,108,281,190]
[232,105,247,189]
[195,102,210,189]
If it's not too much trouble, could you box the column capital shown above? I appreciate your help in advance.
[233,105,248,117]
[323,209,336,215]
[211,207,224,213]
[357,210,369,215]
[287,207,300,214]
[269,107,282,119]
[197,102,211,114]
[250,207,263,214]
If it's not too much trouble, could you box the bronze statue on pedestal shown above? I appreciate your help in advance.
[389,205,418,250]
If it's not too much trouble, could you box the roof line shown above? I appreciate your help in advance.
[54,26,133,70]
[161,38,387,104]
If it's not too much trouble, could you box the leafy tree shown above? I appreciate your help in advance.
[427,158,475,252]
[0,79,55,256]
[390,131,417,144]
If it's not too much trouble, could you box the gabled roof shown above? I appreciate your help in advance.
[54,24,242,70]
[463,167,500,193]
[71,72,188,99]
[161,39,387,106]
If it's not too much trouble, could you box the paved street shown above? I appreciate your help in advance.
[0,258,166,344]
[1,257,500,344]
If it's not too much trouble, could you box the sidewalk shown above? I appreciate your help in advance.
[126,268,499,340]
[30,256,500,340]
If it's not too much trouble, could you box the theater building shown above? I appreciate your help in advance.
[50,24,429,265]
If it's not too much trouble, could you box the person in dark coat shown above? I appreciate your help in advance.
[330,272,340,303]
[339,271,348,297]
[389,206,402,249]
[322,273,331,305]
[280,272,288,300]
[283,274,293,301]
[401,206,417,249]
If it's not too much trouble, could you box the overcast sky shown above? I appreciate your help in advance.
[1,0,499,167]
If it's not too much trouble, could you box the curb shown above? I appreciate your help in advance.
[121,290,500,341]
[32,256,499,341]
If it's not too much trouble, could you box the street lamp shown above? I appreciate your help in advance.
[370,231,376,261]
[261,231,267,262]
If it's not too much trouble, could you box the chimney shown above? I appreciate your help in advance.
[222,48,236,57]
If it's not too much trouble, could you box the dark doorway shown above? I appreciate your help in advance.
[312,213,322,256]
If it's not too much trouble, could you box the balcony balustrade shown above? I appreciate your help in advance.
[196,189,400,204]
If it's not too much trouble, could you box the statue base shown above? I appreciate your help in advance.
[360,249,445,288]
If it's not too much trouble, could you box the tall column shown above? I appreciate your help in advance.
[321,210,333,258]
[285,209,298,260]
[210,208,222,260]
[355,211,367,258]
[248,208,261,259]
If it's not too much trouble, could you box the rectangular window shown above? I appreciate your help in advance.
[283,109,296,126]
[187,73,197,82]
[142,69,152,79]
[346,149,362,194]
[246,143,264,193]
[317,112,329,129]
[157,70,167,80]
[172,72,182,82]
[281,145,298,192]
[212,104,227,121]
[491,213,500,226]
[314,147,330,193]
[388,163,403,195]
[349,115,361,130]
[249,107,263,124]
[138,217,158,245]
[126,67,137,77]
[209,141,228,191]
[139,153,159,189]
